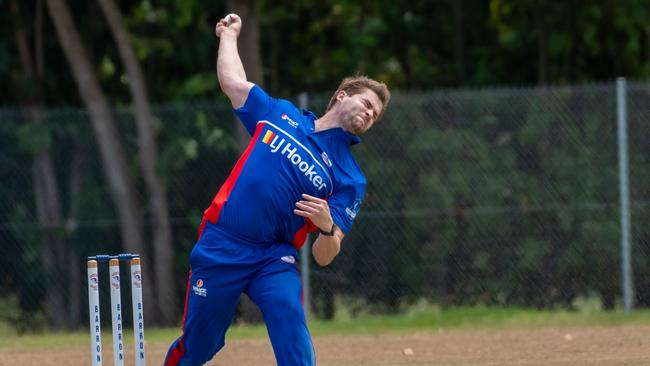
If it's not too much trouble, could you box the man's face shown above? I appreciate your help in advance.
[335,89,383,135]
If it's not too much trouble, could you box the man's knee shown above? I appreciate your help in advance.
[263,294,304,319]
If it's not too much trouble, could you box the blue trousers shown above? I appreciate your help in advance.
[164,224,315,366]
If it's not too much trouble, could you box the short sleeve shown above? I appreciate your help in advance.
[234,85,277,135]
[328,180,366,235]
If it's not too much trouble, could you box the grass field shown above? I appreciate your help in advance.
[2,306,650,365]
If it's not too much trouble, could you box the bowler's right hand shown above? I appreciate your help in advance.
[216,13,242,38]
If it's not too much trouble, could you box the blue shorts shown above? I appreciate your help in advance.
[164,223,315,366]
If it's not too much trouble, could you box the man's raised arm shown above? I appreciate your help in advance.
[215,14,254,108]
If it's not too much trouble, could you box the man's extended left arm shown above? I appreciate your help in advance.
[294,194,344,266]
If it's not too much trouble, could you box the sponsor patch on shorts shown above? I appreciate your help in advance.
[281,256,296,264]
[193,278,207,297]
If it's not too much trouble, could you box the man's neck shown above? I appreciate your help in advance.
[314,110,343,132]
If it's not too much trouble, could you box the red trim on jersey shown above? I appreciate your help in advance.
[292,196,330,249]
[181,269,192,331]
[164,269,192,366]
[200,124,265,236]
[164,339,184,366]
[292,218,317,249]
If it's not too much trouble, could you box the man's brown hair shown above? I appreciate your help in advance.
[326,76,391,121]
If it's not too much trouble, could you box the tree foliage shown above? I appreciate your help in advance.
[3,0,650,106]
[1,0,650,329]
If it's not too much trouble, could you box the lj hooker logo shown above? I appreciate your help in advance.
[262,130,327,191]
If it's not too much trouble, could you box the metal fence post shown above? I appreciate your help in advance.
[298,92,312,320]
[616,77,634,312]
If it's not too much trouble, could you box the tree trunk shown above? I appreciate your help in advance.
[227,0,264,323]
[535,10,547,85]
[451,0,464,84]
[96,0,177,325]
[645,28,650,64]
[44,0,155,321]
[33,152,68,329]
[65,152,84,329]
[11,0,69,330]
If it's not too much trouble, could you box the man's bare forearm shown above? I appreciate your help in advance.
[215,33,253,107]
[293,194,344,266]
[214,14,252,107]
[217,34,247,92]
[311,232,343,266]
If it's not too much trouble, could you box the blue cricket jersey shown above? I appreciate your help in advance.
[199,85,366,249]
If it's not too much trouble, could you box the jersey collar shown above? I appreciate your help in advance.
[303,109,362,146]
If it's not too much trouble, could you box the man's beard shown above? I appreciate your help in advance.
[343,114,363,134]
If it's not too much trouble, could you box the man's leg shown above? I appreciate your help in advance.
[164,238,251,366]
[246,245,315,366]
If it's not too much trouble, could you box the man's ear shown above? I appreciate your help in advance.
[336,90,348,102]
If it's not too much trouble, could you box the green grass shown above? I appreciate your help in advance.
[3,306,650,349]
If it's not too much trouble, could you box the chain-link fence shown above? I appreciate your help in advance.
[1,81,649,331]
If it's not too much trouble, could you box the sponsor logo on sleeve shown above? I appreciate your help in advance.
[345,199,363,220]
[321,152,332,167]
